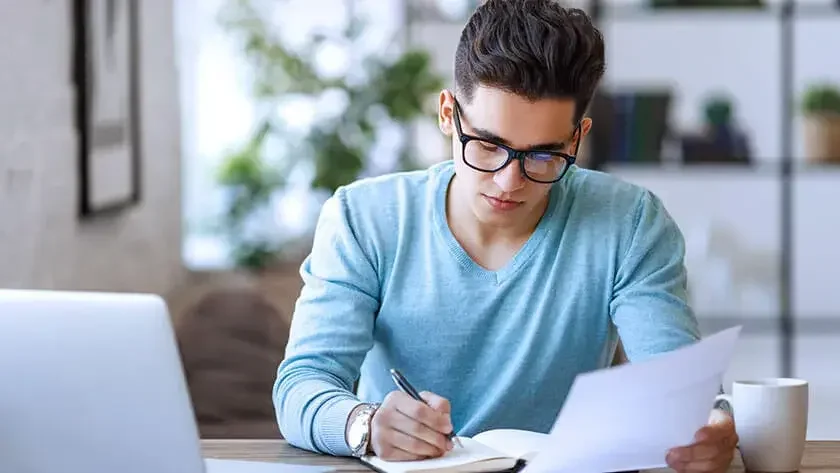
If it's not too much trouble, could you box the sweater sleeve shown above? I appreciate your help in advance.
[609,190,702,362]
[273,188,380,456]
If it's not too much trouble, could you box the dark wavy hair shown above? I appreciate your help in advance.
[454,0,606,122]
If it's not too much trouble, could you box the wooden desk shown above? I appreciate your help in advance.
[202,439,840,472]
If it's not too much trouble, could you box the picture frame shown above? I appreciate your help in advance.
[72,0,142,219]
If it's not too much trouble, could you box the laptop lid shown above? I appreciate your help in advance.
[0,289,206,473]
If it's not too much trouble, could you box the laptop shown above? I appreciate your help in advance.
[0,289,271,473]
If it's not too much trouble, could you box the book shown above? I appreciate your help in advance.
[360,429,546,473]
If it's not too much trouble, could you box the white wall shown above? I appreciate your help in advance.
[408,3,840,319]
[0,0,185,296]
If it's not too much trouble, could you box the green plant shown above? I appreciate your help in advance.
[215,121,285,270]
[214,0,445,269]
[801,83,840,116]
[703,96,733,128]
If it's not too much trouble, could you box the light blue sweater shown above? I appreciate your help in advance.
[273,161,701,456]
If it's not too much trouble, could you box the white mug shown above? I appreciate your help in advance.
[715,378,809,473]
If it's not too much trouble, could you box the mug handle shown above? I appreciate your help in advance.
[713,393,735,419]
[713,393,740,449]
[714,393,733,411]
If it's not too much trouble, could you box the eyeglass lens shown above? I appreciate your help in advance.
[463,140,569,182]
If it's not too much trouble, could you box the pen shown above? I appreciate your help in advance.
[389,368,463,449]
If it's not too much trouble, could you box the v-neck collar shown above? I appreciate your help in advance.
[431,163,564,285]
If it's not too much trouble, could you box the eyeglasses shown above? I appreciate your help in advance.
[452,99,579,184]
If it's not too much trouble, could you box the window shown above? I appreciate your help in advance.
[177,0,405,270]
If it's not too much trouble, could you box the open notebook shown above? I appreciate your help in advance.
[361,429,547,473]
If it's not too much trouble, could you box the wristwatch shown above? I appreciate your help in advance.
[347,403,379,457]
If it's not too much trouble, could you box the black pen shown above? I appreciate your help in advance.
[389,368,463,448]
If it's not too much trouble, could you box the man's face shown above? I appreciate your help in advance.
[439,86,592,230]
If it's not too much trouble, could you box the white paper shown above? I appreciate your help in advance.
[204,458,334,473]
[523,326,742,473]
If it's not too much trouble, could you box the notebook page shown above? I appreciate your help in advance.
[472,429,548,460]
[362,437,517,473]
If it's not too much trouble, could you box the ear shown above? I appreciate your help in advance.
[573,117,593,149]
[580,117,593,139]
[438,89,456,136]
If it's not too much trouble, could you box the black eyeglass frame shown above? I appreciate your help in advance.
[451,99,581,184]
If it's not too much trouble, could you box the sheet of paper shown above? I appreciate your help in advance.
[523,326,742,473]
[204,458,334,473]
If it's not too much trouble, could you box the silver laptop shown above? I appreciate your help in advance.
[0,289,209,473]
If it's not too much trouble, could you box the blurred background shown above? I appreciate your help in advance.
[1,0,838,442]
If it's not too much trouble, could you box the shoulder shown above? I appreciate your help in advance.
[564,166,665,224]
[560,166,680,254]
[316,161,450,267]
[335,162,445,214]
[331,161,447,229]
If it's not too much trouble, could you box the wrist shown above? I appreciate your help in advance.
[345,402,379,457]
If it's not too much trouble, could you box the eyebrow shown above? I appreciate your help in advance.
[471,126,568,152]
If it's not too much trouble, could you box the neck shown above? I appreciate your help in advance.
[447,177,549,247]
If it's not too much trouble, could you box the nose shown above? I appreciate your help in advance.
[493,159,526,193]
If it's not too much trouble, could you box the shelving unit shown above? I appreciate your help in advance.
[402,0,840,379]
[593,2,839,19]
[588,0,840,379]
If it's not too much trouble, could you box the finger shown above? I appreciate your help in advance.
[391,408,451,453]
[727,431,740,449]
[668,438,730,464]
[666,455,721,473]
[668,443,735,473]
[378,442,426,462]
[665,452,688,472]
[420,391,452,415]
[683,459,721,473]
[708,430,739,453]
[395,394,453,434]
[683,451,735,473]
[693,424,739,460]
[708,407,733,425]
[374,399,449,454]
[388,425,447,458]
[700,410,735,441]
[695,420,737,445]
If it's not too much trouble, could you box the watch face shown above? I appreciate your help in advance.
[348,405,377,454]
[347,415,366,450]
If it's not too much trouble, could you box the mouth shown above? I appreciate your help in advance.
[481,194,523,211]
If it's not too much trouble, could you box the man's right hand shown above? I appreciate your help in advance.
[370,390,455,461]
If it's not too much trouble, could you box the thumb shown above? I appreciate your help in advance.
[420,391,451,414]
[708,407,733,425]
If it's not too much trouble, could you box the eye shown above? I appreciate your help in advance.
[528,152,554,162]
[477,141,499,152]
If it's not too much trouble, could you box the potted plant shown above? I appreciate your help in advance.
[681,93,752,165]
[215,121,286,271]
[801,83,840,164]
[213,0,445,271]
[701,94,750,164]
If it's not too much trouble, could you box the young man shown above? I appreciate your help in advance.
[274,1,738,472]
